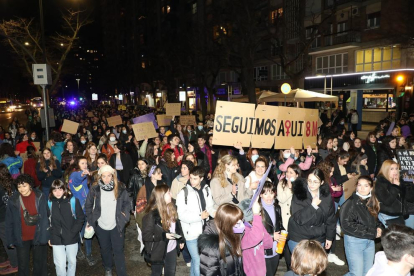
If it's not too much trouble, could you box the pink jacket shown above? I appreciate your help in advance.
[241,215,273,276]
[278,156,313,179]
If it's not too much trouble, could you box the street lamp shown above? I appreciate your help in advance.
[24,42,30,46]
[76,79,80,95]
[281,83,291,106]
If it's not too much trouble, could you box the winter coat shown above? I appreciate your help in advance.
[109,152,134,184]
[142,209,185,264]
[0,155,23,179]
[241,215,273,276]
[288,178,336,243]
[276,155,313,179]
[36,159,63,194]
[177,183,216,241]
[375,175,405,216]
[277,182,293,230]
[61,152,76,171]
[210,173,253,209]
[16,141,37,154]
[363,144,377,175]
[340,192,383,240]
[263,204,285,236]
[366,251,411,276]
[68,171,90,211]
[161,144,184,165]
[158,161,179,188]
[198,221,243,276]
[171,174,189,200]
[23,158,41,187]
[127,168,146,204]
[51,141,65,163]
[194,149,211,178]
[332,160,350,185]
[84,183,132,234]
[376,145,396,174]
[351,113,359,124]
[6,189,49,247]
[48,196,85,245]
[318,149,330,161]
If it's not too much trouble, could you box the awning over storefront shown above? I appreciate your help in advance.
[311,83,395,92]
[258,89,338,103]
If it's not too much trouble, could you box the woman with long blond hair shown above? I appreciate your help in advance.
[84,165,131,276]
[142,185,185,276]
[340,176,383,276]
[36,148,62,197]
[198,203,244,276]
[210,154,252,209]
[375,160,406,227]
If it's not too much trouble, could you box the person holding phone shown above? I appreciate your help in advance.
[142,185,185,276]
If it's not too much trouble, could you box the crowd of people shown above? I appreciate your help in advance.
[0,104,413,276]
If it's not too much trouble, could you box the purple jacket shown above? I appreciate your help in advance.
[401,125,411,138]
[241,215,273,276]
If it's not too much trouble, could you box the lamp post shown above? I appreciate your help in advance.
[281,83,291,106]
[76,79,80,95]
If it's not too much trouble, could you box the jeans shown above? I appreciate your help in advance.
[80,222,92,255]
[378,213,398,228]
[52,243,78,276]
[95,225,127,276]
[16,240,48,276]
[344,235,375,276]
[186,239,200,276]
[405,214,414,229]
[288,240,324,253]
[151,249,177,276]
[0,220,18,267]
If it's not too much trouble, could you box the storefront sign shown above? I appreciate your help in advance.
[361,73,390,83]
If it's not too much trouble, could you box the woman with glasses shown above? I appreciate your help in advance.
[288,168,336,253]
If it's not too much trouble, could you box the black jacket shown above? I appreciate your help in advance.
[84,184,132,234]
[263,204,284,256]
[6,189,49,247]
[375,175,404,216]
[109,152,134,184]
[332,160,350,185]
[142,209,184,264]
[363,144,377,175]
[340,192,383,240]
[144,178,165,202]
[127,168,146,205]
[194,149,211,179]
[376,145,396,175]
[48,196,85,245]
[36,159,63,192]
[158,161,179,188]
[198,221,243,276]
[288,178,336,243]
[125,142,140,168]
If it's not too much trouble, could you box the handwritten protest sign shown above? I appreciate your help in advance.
[133,113,159,129]
[397,149,414,182]
[107,115,123,127]
[132,122,158,141]
[249,164,273,208]
[61,119,79,134]
[157,115,172,127]
[180,115,196,126]
[166,103,181,116]
[87,112,94,118]
[213,101,318,149]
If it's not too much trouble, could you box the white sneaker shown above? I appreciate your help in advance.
[186,262,191,267]
[328,253,345,266]
[336,225,342,236]
[336,234,341,240]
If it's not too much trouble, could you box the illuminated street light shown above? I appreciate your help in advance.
[24,42,30,46]
[281,83,291,106]
[60,43,64,47]
[396,75,404,82]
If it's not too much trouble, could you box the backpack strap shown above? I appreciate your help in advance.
[70,197,77,219]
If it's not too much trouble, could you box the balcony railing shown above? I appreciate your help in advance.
[325,0,363,7]
[323,31,361,47]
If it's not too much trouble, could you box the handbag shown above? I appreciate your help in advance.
[84,196,96,239]
[19,196,40,226]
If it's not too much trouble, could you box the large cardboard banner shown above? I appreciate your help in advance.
[180,115,196,126]
[212,101,256,147]
[61,119,79,134]
[166,103,181,116]
[132,122,158,141]
[107,115,123,127]
[132,113,159,129]
[343,176,358,200]
[397,149,414,182]
[213,101,318,149]
[157,115,172,127]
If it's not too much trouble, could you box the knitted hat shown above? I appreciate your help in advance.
[98,165,115,175]
[238,199,253,222]
[361,154,368,160]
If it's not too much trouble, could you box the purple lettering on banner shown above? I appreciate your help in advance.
[249,164,273,209]
[132,113,159,129]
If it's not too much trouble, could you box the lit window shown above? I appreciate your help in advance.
[142,62,146,69]
[271,8,283,23]
[355,45,401,72]
[192,3,197,14]
[162,5,171,14]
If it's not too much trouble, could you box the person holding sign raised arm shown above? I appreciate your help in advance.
[276,146,313,180]
[244,156,270,194]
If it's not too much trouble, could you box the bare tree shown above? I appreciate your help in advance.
[0,8,91,95]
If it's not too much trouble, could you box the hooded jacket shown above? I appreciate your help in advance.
[0,155,23,179]
[288,178,336,243]
[127,168,146,204]
[198,221,243,276]
[158,160,179,188]
[36,159,63,194]
[366,251,411,276]
[6,189,49,247]
[375,175,404,216]
[340,192,383,240]
[51,141,65,163]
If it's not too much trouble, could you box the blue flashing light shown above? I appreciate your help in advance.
[70,101,76,106]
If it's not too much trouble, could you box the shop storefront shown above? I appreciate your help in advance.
[305,69,414,129]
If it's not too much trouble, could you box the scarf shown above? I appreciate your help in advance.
[98,179,115,191]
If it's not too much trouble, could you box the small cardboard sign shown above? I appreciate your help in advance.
[132,122,159,141]
[166,103,181,116]
[20,152,28,172]
[343,176,358,200]
[179,115,196,126]
[33,142,40,151]
[397,149,414,182]
[157,115,173,127]
[87,111,94,117]
[107,115,123,127]
[61,119,79,135]
[133,113,159,129]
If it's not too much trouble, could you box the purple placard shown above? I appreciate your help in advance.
[249,163,273,209]
[132,113,159,129]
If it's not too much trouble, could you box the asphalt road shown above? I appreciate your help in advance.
[0,107,29,130]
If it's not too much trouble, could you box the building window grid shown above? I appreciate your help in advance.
[355,46,401,72]
[254,66,268,82]
[316,53,348,74]
[367,13,380,28]
[271,64,287,80]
